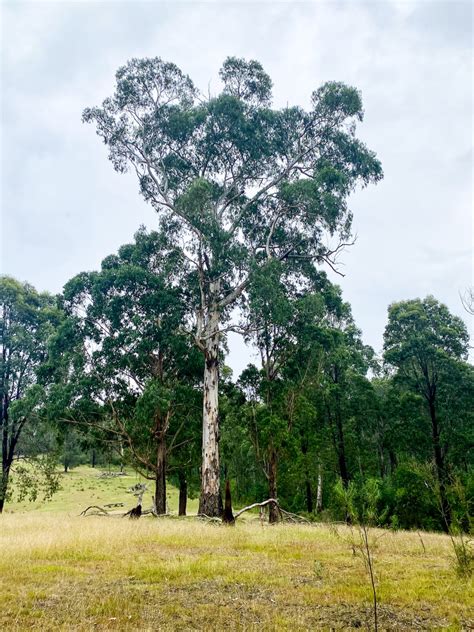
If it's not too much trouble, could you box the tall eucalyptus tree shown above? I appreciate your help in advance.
[84,56,382,515]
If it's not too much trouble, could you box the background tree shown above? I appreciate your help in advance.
[383,296,471,530]
[55,229,202,514]
[83,56,382,516]
[0,276,62,513]
[242,267,339,518]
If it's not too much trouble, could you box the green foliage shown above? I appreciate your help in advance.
[9,456,61,504]
[388,464,441,530]
[3,55,471,536]
[83,55,382,515]
[333,477,387,526]
[83,54,382,339]
[220,57,273,105]
[50,230,203,515]
[0,276,63,510]
[383,296,473,532]
[384,296,469,367]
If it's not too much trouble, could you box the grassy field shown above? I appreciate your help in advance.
[5,464,199,515]
[1,467,472,630]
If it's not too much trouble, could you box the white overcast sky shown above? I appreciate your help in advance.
[1,0,472,374]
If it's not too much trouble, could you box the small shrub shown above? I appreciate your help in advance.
[452,537,473,578]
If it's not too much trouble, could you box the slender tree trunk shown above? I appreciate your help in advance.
[119,441,124,473]
[178,470,187,516]
[91,449,96,468]
[198,303,222,517]
[268,447,279,523]
[388,449,397,474]
[301,442,312,513]
[335,412,350,487]
[305,479,313,513]
[316,463,323,513]
[377,439,386,478]
[1,401,10,514]
[328,398,349,489]
[222,479,235,524]
[0,468,10,514]
[429,399,450,531]
[154,434,166,515]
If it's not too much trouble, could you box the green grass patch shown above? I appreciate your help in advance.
[0,467,472,630]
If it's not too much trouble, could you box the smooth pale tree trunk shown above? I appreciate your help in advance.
[178,470,187,516]
[316,464,323,513]
[119,442,125,473]
[154,434,167,515]
[198,304,222,517]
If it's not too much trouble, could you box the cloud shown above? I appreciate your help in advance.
[408,0,472,49]
[1,0,472,373]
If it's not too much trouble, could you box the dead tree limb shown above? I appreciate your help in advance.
[233,499,312,523]
[279,508,311,524]
[234,498,281,520]
[79,505,110,517]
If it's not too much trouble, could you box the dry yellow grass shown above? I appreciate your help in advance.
[0,512,472,631]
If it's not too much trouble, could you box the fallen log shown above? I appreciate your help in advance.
[79,505,110,517]
[233,499,311,523]
[234,498,281,520]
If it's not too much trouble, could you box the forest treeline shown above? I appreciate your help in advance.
[1,248,472,532]
[1,57,472,531]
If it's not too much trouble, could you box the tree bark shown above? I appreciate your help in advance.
[429,399,450,531]
[377,431,386,478]
[301,441,312,513]
[178,470,187,516]
[316,464,323,513]
[388,449,397,474]
[305,479,313,513]
[1,409,12,514]
[198,303,222,517]
[268,447,279,523]
[154,433,167,515]
[335,412,350,487]
[0,468,10,514]
[222,479,235,524]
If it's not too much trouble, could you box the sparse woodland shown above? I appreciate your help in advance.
[0,56,472,631]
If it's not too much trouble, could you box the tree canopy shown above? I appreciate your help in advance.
[83,56,383,515]
[0,276,62,512]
